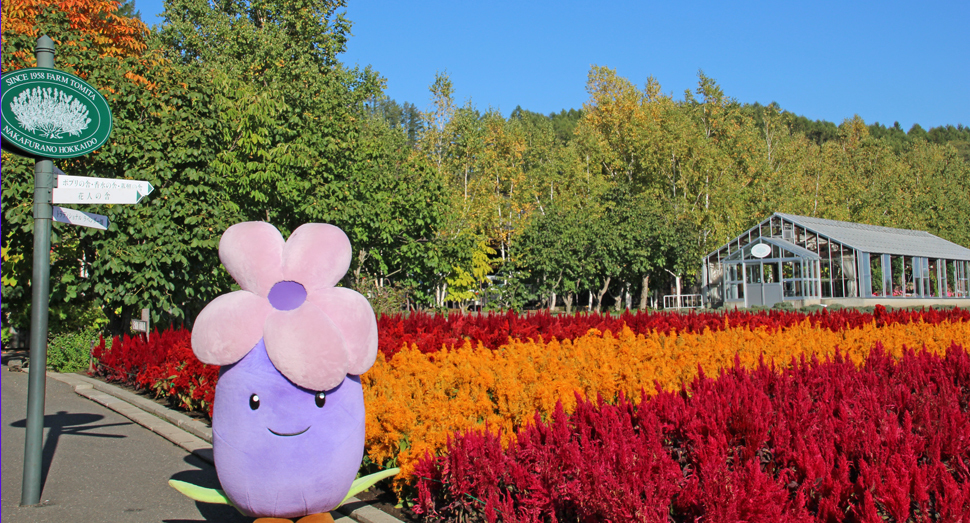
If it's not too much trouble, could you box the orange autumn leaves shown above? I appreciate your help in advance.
[2,0,151,85]
[362,319,970,481]
[2,0,148,59]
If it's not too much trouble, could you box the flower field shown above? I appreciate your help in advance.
[413,346,970,522]
[90,307,970,520]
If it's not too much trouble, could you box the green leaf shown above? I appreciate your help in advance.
[337,467,400,508]
[168,479,232,505]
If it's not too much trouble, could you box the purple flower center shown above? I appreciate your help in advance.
[267,280,307,311]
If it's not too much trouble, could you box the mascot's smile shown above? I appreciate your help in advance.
[268,426,310,437]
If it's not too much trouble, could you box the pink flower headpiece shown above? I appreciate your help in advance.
[191,222,378,391]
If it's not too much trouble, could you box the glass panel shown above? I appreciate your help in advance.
[795,226,806,249]
[928,259,939,297]
[890,255,905,296]
[783,221,795,242]
[747,264,762,284]
[921,258,930,296]
[760,222,771,238]
[946,260,956,296]
[842,247,857,297]
[821,260,832,297]
[913,257,923,296]
[906,256,915,296]
[954,261,962,297]
[818,236,830,297]
[771,216,782,237]
[868,254,881,296]
[831,243,845,298]
[958,261,965,297]
[763,263,779,284]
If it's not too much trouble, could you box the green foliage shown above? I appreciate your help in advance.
[47,329,98,372]
[772,300,795,311]
[354,275,409,318]
[3,0,968,324]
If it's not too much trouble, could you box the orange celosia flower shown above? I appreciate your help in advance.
[362,319,970,485]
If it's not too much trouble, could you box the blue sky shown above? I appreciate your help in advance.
[137,0,968,130]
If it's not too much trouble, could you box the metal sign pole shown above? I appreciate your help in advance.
[21,35,55,507]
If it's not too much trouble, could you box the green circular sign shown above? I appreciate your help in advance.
[1,67,112,159]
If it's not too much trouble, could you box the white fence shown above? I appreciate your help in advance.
[663,294,704,310]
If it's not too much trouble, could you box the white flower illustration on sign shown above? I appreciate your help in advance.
[9,87,91,139]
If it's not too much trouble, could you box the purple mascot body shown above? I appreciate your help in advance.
[189,222,379,522]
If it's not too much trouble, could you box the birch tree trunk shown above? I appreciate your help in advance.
[639,275,650,310]
[595,276,611,313]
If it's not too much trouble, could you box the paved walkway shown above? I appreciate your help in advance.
[1,366,398,523]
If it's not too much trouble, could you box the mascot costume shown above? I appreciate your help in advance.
[169,222,397,523]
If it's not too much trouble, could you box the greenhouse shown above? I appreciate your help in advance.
[701,213,970,309]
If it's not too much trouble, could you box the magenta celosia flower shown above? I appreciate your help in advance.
[192,222,377,391]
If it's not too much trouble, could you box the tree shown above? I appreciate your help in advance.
[2,0,148,63]
[2,0,167,334]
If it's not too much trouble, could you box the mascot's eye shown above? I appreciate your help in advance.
[315,391,326,408]
[249,394,260,410]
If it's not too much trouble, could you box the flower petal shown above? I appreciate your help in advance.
[192,291,272,365]
[281,224,351,293]
[219,222,284,296]
[307,287,378,375]
[263,304,349,391]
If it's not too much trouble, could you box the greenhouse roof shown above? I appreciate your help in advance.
[723,236,820,261]
[775,213,970,260]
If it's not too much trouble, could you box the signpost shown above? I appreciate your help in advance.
[55,166,154,195]
[53,166,154,204]
[131,309,151,342]
[1,66,113,159]
[0,36,145,507]
[52,206,109,230]
[52,187,149,205]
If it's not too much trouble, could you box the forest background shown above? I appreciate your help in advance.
[3,0,970,337]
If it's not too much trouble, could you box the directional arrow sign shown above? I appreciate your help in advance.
[52,206,109,230]
[54,166,154,196]
[52,187,147,204]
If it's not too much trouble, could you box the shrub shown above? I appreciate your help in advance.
[91,327,218,416]
[47,329,98,372]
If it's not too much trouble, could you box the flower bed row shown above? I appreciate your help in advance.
[92,327,217,415]
[89,309,970,496]
[377,306,970,356]
[413,345,970,522]
[363,319,970,481]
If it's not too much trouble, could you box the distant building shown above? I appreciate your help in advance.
[702,213,970,309]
